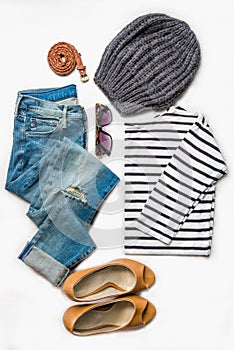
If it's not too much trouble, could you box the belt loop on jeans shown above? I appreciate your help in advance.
[14,94,23,118]
[62,105,67,128]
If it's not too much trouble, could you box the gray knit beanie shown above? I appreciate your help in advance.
[94,13,201,115]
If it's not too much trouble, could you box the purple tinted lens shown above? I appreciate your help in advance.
[98,105,112,126]
[99,131,112,153]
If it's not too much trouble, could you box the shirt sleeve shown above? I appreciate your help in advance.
[134,114,228,244]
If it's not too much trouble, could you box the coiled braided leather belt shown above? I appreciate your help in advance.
[47,42,89,82]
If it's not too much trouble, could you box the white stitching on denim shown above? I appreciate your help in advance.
[20,110,27,170]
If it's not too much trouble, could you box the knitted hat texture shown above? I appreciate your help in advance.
[94,13,201,115]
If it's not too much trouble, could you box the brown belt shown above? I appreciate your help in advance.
[47,42,89,82]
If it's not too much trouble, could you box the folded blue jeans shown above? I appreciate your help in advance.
[5,85,119,286]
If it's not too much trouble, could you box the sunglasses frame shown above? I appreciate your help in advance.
[95,103,113,157]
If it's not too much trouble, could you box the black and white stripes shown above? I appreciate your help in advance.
[124,106,227,256]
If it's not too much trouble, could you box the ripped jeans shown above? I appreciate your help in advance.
[5,85,119,286]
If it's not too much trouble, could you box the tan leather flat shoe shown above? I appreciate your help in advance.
[63,295,156,336]
[63,258,155,302]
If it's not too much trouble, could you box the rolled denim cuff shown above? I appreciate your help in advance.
[18,243,95,286]
[87,165,120,225]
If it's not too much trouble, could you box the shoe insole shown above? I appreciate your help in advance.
[74,265,136,301]
[73,301,135,335]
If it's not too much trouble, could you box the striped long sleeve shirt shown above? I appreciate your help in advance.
[124,106,227,256]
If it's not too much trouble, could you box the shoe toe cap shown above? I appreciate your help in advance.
[144,266,156,288]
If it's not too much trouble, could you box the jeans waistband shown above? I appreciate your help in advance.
[14,85,86,120]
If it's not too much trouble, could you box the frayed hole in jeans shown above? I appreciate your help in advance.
[62,185,87,205]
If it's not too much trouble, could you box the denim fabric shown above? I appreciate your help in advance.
[5,85,119,286]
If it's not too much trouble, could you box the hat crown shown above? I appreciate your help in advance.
[94,13,200,115]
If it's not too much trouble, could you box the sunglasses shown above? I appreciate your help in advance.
[95,103,113,157]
